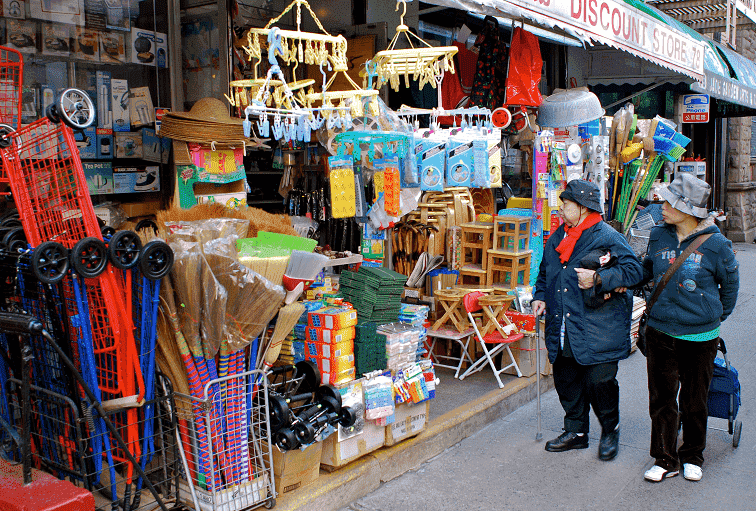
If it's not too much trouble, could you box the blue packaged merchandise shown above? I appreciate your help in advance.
[446,137,473,187]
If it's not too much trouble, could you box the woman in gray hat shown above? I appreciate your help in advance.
[640,173,739,483]
[532,179,643,462]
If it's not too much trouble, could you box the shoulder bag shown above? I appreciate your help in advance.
[636,233,712,356]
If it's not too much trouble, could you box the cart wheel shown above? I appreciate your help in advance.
[57,88,96,129]
[135,218,158,234]
[338,405,357,428]
[733,420,742,448]
[268,394,290,432]
[0,218,21,228]
[293,421,317,444]
[31,241,69,284]
[315,385,342,410]
[108,230,142,270]
[0,124,14,148]
[264,498,276,509]
[7,238,26,254]
[2,227,25,248]
[294,360,320,393]
[101,225,116,238]
[45,103,61,123]
[139,240,173,281]
[274,428,299,451]
[71,237,108,278]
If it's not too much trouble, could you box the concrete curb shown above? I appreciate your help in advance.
[274,374,554,511]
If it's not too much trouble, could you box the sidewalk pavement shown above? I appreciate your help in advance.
[273,243,756,511]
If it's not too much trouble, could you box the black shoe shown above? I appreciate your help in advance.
[598,426,620,461]
[545,431,589,452]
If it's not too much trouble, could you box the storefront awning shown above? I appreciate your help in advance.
[691,40,756,112]
[420,0,707,81]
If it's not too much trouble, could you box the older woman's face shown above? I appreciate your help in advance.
[662,200,692,225]
[559,199,583,227]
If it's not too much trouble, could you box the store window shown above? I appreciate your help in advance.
[3,0,172,206]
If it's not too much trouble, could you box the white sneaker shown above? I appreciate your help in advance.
[644,465,679,482]
[683,463,703,481]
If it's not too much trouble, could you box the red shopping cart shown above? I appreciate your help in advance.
[0,46,23,196]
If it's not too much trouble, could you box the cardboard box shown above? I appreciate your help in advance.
[119,200,161,218]
[6,19,38,55]
[100,31,126,64]
[384,400,429,446]
[73,27,101,62]
[113,166,160,193]
[96,71,112,128]
[142,127,170,163]
[130,87,154,128]
[41,22,71,58]
[130,29,167,68]
[320,419,384,470]
[269,441,322,495]
[194,180,246,208]
[83,162,114,195]
[74,128,97,159]
[96,129,113,159]
[115,132,143,158]
[111,79,130,131]
[184,476,270,511]
[504,326,551,377]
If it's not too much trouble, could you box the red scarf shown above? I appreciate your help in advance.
[556,212,602,263]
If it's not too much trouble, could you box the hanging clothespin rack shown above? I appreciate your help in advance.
[334,130,412,163]
[366,0,457,91]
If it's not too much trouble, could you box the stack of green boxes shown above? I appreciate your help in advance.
[339,267,407,323]
[354,322,385,375]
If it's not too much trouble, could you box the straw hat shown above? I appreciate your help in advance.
[167,97,244,125]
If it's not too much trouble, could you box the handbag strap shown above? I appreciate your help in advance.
[647,233,712,312]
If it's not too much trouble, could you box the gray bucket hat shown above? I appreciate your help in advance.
[659,173,710,219]
[560,179,603,214]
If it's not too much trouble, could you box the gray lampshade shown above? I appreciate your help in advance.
[537,89,605,128]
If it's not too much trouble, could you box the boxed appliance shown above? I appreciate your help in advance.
[83,162,114,195]
[115,132,143,158]
[130,87,154,128]
[111,79,130,132]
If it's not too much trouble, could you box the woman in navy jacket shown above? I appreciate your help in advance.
[532,179,643,462]
[640,174,739,484]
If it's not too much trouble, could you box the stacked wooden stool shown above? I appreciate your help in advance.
[487,216,532,292]
[459,221,494,286]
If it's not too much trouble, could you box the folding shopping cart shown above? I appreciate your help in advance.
[0,45,23,197]
[708,338,743,448]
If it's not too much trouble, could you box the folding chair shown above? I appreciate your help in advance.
[459,291,524,387]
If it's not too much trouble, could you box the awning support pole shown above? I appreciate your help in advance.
[603,80,666,110]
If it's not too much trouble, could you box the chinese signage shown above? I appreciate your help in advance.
[692,72,756,110]
[681,94,710,123]
[494,0,706,81]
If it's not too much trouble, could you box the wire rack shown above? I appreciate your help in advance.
[2,374,182,511]
[174,369,276,511]
[627,228,651,258]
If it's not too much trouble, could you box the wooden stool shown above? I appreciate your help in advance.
[486,250,532,291]
[476,294,518,338]
[493,216,531,253]
[431,288,469,332]
[459,266,487,286]
[460,222,494,270]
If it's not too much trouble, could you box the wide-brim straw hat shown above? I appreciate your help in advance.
[161,97,249,144]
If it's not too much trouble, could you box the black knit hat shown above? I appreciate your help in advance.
[560,179,603,214]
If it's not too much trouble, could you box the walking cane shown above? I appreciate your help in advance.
[535,312,543,441]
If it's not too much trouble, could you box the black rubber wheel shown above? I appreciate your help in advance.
[733,420,742,448]
[7,238,26,254]
[0,124,14,148]
[264,497,276,509]
[101,225,116,238]
[315,385,342,409]
[134,218,158,234]
[139,240,173,281]
[31,241,69,284]
[108,230,142,270]
[2,227,25,248]
[338,405,357,428]
[294,360,320,393]
[0,218,21,228]
[268,394,290,432]
[319,395,341,414]
[71,237,108,278]
[273,428,299,452]
[293,421,316,444]
[46,103,61,123]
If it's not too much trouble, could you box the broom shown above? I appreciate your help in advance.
[281,250,330,304]
[260,302,306,372]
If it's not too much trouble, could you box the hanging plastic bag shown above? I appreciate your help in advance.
[505,27,543,107]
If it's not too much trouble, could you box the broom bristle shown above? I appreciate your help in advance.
[156,204,298,239]
[664,144,686,162]
[284,250,329,280]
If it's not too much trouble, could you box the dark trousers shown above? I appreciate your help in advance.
[553,339,620,434]
[646,327,719,470]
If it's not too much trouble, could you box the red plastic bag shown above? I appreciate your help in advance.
[505,27,543,107]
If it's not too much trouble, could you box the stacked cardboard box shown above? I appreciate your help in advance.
[306,306,358,385]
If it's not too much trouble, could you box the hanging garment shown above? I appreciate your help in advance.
[469,17,507,111]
